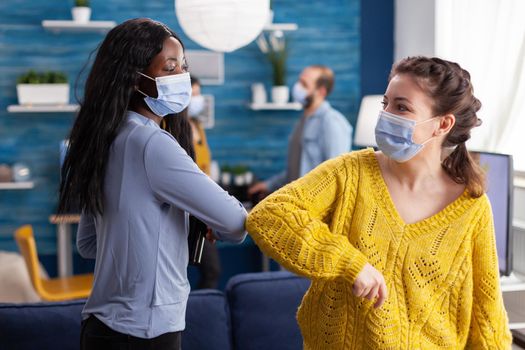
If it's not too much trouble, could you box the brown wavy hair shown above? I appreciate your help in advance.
[390,56,485,197]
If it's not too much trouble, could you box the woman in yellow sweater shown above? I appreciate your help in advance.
[246,56,512,349]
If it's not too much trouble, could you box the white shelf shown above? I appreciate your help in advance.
[0,182,34,190]
[263,23,298,32]
[42,20,116,33]
[7,104,79,113]
[249,102,302,111]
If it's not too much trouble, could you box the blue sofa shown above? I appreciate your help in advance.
[0,271,310,350]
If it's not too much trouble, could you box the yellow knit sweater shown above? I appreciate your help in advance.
[246,149,512,349]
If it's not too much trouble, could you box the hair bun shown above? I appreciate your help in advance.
[475,117,482,127]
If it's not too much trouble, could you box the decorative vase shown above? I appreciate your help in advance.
[12,163,31,182]
[271,85,289,104]
[71,7,91,22]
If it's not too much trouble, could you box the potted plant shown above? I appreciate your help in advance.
[17,70,70,105]
[256,30,289,104]
[232,165,250,186]
[72,0,91,23]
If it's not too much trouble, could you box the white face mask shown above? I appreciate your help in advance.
[188,94,205,117]
[292,82,309,106]
[137,72,192,117]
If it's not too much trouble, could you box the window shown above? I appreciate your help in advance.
[435,0,525,171]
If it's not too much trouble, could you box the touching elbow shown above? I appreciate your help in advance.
[230,230,248,244]
[225,217,247,242]
[219,213,247,244]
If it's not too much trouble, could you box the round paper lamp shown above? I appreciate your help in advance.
[175,0,270,53]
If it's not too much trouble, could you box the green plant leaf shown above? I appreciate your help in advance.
[266,36,288,86]
[17,70,68,84]
[75,0,90,7]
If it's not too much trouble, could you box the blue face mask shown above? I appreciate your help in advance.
[292,82,308,106]
[374,110,437,162]
[188,94,205,117]
[137,72,192,117]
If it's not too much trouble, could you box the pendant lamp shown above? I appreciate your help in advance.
[175,0,270,53]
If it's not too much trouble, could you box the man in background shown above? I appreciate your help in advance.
[249,65,352,198]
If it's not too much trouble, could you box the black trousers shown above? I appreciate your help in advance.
[80,315,181,350]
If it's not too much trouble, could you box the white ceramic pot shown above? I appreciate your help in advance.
[71,7,91,23]
[234,175,245,186]
[251,83,267,105]
[221,172,231,186]
[244,171,254,185]
[16,84,70,105]
[271,85,289,104]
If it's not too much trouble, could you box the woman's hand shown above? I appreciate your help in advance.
[248,182,269,197]
[353,263,388,308]
[205,228,217,243]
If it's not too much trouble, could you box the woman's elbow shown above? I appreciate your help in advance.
[226,217,248,241]
[218,211,247,243]
[228,230,248,244]
[77,242,96,259]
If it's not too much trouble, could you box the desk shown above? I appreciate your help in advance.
[49,214,80,278]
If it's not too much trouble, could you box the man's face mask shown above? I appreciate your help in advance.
[375,110,439,162]
[292,82,314,108]
[188,94,205,117]
[137,72,192,117]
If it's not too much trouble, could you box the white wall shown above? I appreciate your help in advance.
[394,0,435,61]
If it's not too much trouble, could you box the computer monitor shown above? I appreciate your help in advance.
[471,151,514,276]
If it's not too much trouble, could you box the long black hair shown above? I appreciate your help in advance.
[58,18,193,215]
[162,110,195,161]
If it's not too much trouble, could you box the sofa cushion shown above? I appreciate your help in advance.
[183,289,232,350]
[0,299,85,350]
[0,290,232,350]
[226,271,310,350]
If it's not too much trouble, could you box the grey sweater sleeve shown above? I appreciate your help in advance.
[77,214,97,259]
[144,131,247,243]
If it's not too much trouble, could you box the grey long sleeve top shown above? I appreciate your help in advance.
[77,111,247,338]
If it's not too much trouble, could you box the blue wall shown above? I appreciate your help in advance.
[0,0,393,277]
[361,0,394,96]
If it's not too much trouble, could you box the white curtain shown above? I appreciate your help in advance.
[435,0,525,170]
